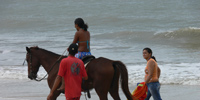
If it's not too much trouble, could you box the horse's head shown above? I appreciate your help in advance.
[26,46,41,80]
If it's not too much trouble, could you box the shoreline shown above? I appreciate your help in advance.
[0,79,200,100]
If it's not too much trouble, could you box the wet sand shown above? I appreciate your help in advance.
[0,79,200,100]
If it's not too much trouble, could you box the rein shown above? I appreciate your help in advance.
[24,48,68,82]
[33,54,62,82]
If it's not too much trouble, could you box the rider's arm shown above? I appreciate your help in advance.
[72,32,79,44]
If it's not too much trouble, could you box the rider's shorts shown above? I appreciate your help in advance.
[75,52,91,59]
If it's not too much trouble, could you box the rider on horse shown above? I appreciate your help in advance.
[73,18,91,59]
[58,18,91,92]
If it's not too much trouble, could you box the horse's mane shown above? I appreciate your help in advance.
[30,46,61,57]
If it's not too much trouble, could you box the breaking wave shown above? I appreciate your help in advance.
[153,27,200,44]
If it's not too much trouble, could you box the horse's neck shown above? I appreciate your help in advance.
[41,56,60,73]
[37,51,61,73]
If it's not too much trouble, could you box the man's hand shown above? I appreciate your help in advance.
[47,75,62,100]
[47,92,53,100]
[83,76,88,80]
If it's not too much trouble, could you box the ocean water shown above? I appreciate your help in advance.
[0,0,200,85]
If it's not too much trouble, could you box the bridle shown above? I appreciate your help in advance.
[23,47,68,81]
[28,53,33,73]
[26,52,44,81]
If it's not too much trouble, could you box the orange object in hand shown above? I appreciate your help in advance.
[132,82,148,100]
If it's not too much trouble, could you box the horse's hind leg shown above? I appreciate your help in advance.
[106,63,121,100]
[95,86,109,100]
[109,85,120,100]
[109,69,120,100]
[94,79,111,100]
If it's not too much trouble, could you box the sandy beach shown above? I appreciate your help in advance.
[0,79,199,100]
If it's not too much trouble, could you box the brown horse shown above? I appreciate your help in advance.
[26,46,133,100]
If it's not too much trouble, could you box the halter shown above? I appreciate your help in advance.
[23,47,68,81]
[29,53,33,73]
[27,52,45,81]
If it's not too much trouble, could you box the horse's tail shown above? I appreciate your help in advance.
[112,61,133,100]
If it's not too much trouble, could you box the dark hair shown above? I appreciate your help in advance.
[74,18,88,31]
[68,43,78,55]
[143,47,157,62]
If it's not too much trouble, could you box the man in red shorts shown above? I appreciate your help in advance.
[47,43,88,100]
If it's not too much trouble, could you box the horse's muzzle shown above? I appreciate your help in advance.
[28,72,37,80]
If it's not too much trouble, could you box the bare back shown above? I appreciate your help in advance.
[72,29,90,52]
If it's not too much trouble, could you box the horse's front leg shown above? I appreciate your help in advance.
[47,76,62,100]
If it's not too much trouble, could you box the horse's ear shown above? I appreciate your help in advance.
[26,47,30,53]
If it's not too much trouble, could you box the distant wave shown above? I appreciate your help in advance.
[1,50,11,54]
[153,27,200,44]
[93,31,153,41]
[93,27,200,46]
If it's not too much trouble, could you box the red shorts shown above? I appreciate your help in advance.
[66,97,80,100]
